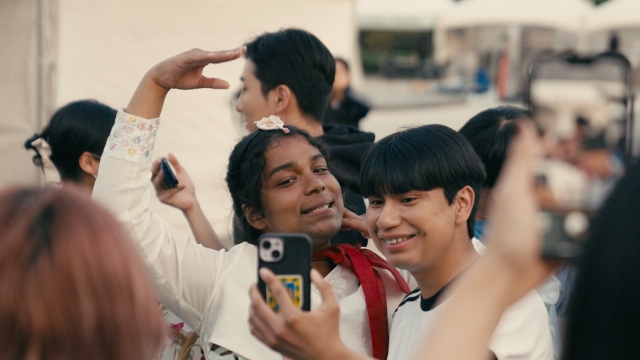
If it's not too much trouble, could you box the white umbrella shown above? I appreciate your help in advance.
[357,0,456,30]
[438,0,592,32]
[586,0,640,33]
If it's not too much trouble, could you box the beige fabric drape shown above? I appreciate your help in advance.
[0,0,57,187]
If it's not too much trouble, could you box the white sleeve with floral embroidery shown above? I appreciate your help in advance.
[106,112,158,161]
[94,110,220,332]
[94,110,221,326]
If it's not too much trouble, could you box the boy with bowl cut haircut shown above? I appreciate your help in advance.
[249,124,554,360]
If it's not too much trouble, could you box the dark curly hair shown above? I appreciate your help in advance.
[226,126,330,245]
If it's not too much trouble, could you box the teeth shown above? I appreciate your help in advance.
[382,236,412,245]
[307,204,329,214]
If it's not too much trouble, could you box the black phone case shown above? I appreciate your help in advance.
[258,233,311,311]
[160,158,179,188]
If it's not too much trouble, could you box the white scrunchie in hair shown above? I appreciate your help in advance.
[30,137,61,184]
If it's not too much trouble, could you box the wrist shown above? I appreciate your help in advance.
[182,199,200,216]
[125,75,169,120]
[142,72,170,98]
[473,252,523,307]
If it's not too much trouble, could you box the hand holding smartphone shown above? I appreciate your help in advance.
[258,234,311,312]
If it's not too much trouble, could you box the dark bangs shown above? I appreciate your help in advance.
[360,131,439,198]
[360,125,486,237]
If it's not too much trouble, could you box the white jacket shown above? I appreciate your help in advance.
[93,110,410,360]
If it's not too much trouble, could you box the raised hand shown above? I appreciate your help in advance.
[126,47,246,119]
[148,47,246,91]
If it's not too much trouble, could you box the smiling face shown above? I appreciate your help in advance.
[366,188,470,273]
[236,60,278,132]
[249,136,344,249]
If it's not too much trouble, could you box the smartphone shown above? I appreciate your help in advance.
[527,54,634,260]
[258,234,311,312]
[160,158,179,188]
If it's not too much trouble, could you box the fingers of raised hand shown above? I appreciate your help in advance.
[197,77,231,90]
[182,47,245,67]
[206,46,246,64]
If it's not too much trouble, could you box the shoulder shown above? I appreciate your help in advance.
[215,242,257,272]
[393,288,421,316]
[321,124,375,143]
[502,289,548,319]
[490,290,553,359]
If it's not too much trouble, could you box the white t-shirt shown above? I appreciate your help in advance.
[388,240,554,359]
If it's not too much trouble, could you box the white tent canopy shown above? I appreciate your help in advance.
[586,0,640,33]
[357,0,455,31]
[438,0,593,32]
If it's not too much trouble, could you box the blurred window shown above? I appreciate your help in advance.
[359,30,436,78]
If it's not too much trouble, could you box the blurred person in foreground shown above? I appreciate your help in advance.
[0,186,165,360]
[322,58,370,129]
[459,106,562,358]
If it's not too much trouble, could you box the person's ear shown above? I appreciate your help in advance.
[243,204,267,230]
[78,151,100,177]
[454,186,475,226]
[273,85,292,113]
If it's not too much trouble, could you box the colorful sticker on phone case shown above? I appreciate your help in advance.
[267,274,303,313]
